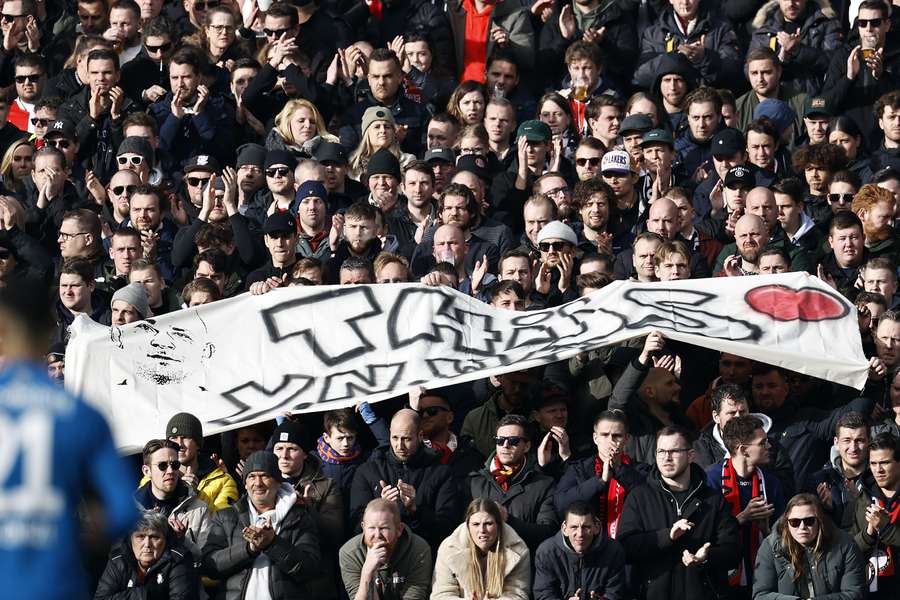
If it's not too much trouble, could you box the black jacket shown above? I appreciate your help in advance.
[804,459,875,530]
[617,464,741,600]
[95,538,197,600]
[349,445,459,549]
[120,52,170,106]
[554,453,648,521]
[465,455,557,551]
[337,90,428,157]
[533,530,628,600]
[202,493,322,600]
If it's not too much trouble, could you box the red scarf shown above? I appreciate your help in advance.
[873,494,900,578]
[721,458,765,586]
[491,455,523,492]
[593,454,630,539]
[430,440,453,465]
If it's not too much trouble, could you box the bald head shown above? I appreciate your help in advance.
[745,187,776,231]
[433,224,467,269]
[734,214,766,264]
[451,170,485,202]
[390,408,421,460]
[646,198,680,239]
[364,498,402,524]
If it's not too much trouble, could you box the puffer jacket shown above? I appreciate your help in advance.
[633,3,742,90]
[533,530,627,600]
[95,538,197,600]
[201,486,322,600]
[447,0,535,76]
[431,522,531,600]
[465,454,557,551]
[617,464,741,600]
[749,0,843,95]
[752,525,866,600]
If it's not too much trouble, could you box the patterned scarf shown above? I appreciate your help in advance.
[722,458,766,586]
[593,454,631,539]
[317,435,362,465]
[490,455,524,492]
[872,494,900,579]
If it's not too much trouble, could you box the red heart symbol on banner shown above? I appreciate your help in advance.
[744,285,848,322]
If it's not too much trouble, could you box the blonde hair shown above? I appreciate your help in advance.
[462,498,507,599]
[273,99,328,146]
[349,118,402,180]
[0,139,33,193]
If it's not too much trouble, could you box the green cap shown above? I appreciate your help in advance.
[640,128,674,148]
[803,96,832,118]
[516,120,552,142]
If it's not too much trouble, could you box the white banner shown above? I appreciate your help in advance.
[65,273,868,453]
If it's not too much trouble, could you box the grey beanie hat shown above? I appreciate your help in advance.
[243,450,282,482]
[117,136,155,166]
[111,282,151,318]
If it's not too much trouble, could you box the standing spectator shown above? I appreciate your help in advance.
[447,0,535,82]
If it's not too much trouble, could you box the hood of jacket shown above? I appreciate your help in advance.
[652,52,700,95]
[752,0,835,29]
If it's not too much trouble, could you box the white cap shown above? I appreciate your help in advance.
[536,220,577,246]
[601,149,634,174]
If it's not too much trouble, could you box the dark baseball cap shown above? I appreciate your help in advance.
[517,120,552,142]
[184,154,221,174]
[803,96,832,118]
[424,147,455,164]
[263,211,297,235]
[619,114,654,136]
[456,154,490,182]
[711,128,745,159]
[723,165,754,189]
[314,142,348,165]
[640,128,674,148]
[45,119,77,141]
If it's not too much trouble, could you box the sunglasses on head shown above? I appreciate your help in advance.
[859,17,884,28]
[495,435,524,447]
[15,74,40,84]
[266,167,291,177]
[111,184,137,196]
[828,193,853,204]
[117,155,143,167]
[575,156,601,167]
[155,460,181,472]
[264,27,291,38]
[186,176,211,187]
[145,42,172,53]
[45,138,72,149]
[787,516,817,528]
[418,406,449,417]
[30,117,49,127]
[539,241,571,252]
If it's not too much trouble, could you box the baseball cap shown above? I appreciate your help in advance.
[456,154,490,182]
[601,149,634,174]
[711,128,745,159]
[641,128,675,148]
[517,120,552,142]
[723,165,754,189]
[314,142,347,165]
[45,119,77,141]
[753,99,796,133]
[803,96,832,118]
[424,147,455,164]
[184,154,221,174]
[619,114,654,136]
[263,211,297,235]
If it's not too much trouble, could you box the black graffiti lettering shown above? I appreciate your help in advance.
[623,288,762,341]
[505,299,628,353]
[210,374,314,426]
[425,357,489,378]
[261,287,382,366]
[320,363,406,403]
[387,287,501,356]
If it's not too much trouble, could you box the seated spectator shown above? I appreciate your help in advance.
[829,115,874,183]
[110,281,151,326]
[852,183,898,262]
[735,48,805,135]
[862,257,900,309]
[129,258,181,316]
[674,87,724,179]
[462,368,540,459]
[182,277,221,306]
[431,498,531,600]
[585,95,623,151]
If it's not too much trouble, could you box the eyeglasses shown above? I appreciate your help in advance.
[418,406,450,417]
[30,117,49,127]
[545,185,570,197]
[787,516,817,528]
[266,167,291,177]
[575,156,601,167]
[186,176,212,187]
[111,184,137,196]
[539,241,571,252]
[264,27,292,38]
[58,231,88,241]
[827,193,853,204]
[155,460,182,472]
[208,24,235,33]
[495,436,524,447]
[193,0,220,10]
[656,448,690,457]
[276,69,290,78]
[117,155,143,167]
[859,17,884,28]
[45,139,72,149]
[145,42,172,54]
[15,74,41,84]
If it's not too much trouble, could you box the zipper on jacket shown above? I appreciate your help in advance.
[661,478,704,516]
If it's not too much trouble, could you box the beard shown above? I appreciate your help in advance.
[557,204,575,221]
[864,221,892,243]
[739,246,759,264]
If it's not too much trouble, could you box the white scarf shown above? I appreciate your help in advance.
[245,483,298,600]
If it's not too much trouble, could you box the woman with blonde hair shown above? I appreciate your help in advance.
[448,80,487,127]
[266,98,337,160]
[753,493,865,599]
[0,139,33,199]
[348,106,414,181]
[431,498,530,600]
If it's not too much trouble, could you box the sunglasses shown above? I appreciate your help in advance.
[827,193,853,204]
[539,241,571,252]
[0,250,10,259]
[145,42,172,53]
[787,516,817,528]
[186,176,212,187]
[155,460,182,472]
[418,406,449,417]
[266,167,291,177]
[30,117,49,127]
[193,0,220,10]
[117,155,143,167]
[575,157,601,167]
[264,27,291,38]
[545,186,569,197]
[45,139,72,149]
[858,17,884,28]
[495,435,525,447]
[15,74,40,84]
[111,184,137,196]
[0,13,24,23]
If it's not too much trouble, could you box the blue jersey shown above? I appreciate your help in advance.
[0,361,137,599]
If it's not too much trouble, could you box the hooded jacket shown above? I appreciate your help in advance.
[431,522,531,600]
[617,464,741,600]
[94,537,197,600]
[533,530,627,600]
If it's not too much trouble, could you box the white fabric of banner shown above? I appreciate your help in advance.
[65,273,868,453]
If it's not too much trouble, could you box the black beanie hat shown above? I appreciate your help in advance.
[166,412,203,441]
[243,450,282,482]
[366,148,401,180]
